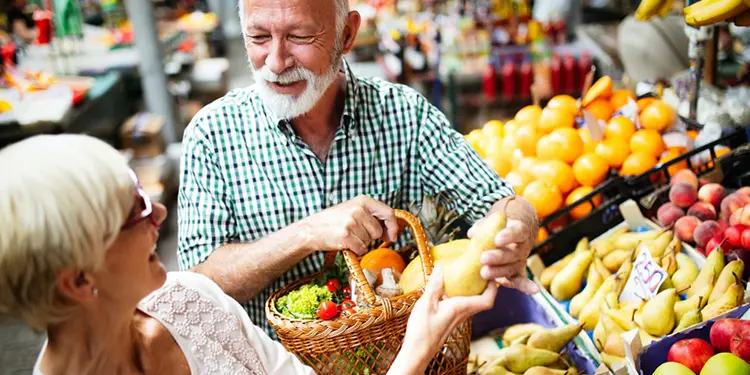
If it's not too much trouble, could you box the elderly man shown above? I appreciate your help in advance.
[178,0,540,338]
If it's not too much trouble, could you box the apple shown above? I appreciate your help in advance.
[726,225,747,249]
[711,319,745,352]
[654,362,696,375]
[743,228,750,249]
[700,353,750,375]
[668,338,715,374]
[706,236,728,255]
[731,325,750,362]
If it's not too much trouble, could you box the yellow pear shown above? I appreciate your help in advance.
[541,253,575,289]
[575,237,590,252]
[659,277,675,293]
[593,227,628,257]
[641,230,674,258]
[672,253,700,292]
[494,345,560,374]
[443,210,509,297]
[638,330,659,346]
[570,265,604,318]
[550,251,594,301]
[607,308,637,331]
[593,256,612,280]
[580,275,618,330]
[675,307,703,332]
[641,288,677,337]
[502,323,544,345]
[660,239,681,276]
[399,239,470,293]
[702,281,745,321]
[620,299,644,312]
[603,249,632,272]
[593,319,607,351]
[613,229,663,250]
[708,260,745,304]
[604,332,626,357]
[524,367,575,375]
[527,324,584,353]
[688,249,724,298]
[675,291,710,321]
[599,353,626,368]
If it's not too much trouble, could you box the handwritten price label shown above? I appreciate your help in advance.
[620,247,668,303]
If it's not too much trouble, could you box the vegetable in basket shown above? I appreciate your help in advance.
[276,284,334,320]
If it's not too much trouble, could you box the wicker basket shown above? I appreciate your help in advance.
[266,210,471,374]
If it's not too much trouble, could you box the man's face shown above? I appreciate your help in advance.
[242,0,343,120]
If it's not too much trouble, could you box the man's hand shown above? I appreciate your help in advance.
[467,196,540,295]
[298,195,400,255]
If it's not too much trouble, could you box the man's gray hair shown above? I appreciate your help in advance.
[239,0,350,36]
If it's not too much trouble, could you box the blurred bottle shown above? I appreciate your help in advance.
[483,58,497,101]
[501,57,517,103]
[562,53,576,94]
[577,51,592,92]
[550,52,562,94]
[519,57,532,102]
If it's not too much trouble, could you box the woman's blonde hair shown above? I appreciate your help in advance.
[0,134,133,331]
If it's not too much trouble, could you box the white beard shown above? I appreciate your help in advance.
[252,59,341,120]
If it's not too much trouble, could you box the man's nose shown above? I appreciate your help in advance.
[265,38,294,75]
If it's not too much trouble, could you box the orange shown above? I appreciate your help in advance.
[465,129,486,158]
[658,148,688,176]
[579,128,599,153]
[537,227,549,243]
[484,135,505,158]
[705,146,731,168]
[637,97,657,111]
[620,151,658,176]
[548,127,584,164]
[610,89,636,110]
[630,129,666,158]
[595,138,630,168]
[515,105,543,126]
[504,120,522,137]
[514,124,543,157]
[360,248,406,284]
[582,76,613,107]
[573,153,610,187]
[605,116,636,141]
[639,100,676,133]
[482,120,504,138]
[523,180,564,218]
[566,186,603,220]
[484,154,512,177]
[539,107,576,134]
[505,170,535,196]
[584,98,615,121]
[532,160,576,195]
[686,130,699,140]
[510,149,525,170]
[536,135,555,160]
[518,157,540,172]
[546,95,579,115]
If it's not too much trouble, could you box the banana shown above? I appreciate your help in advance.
[635,0,667,21]
[685,0,749,27]
[658,0,674,16]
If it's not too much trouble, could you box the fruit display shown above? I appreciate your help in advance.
[634,0,676,21]
[652,318,750,375]
[683,0,750,27]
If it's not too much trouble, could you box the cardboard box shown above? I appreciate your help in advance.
[121,112,166,159]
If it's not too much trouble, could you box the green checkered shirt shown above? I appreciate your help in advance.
[177,58,514,339]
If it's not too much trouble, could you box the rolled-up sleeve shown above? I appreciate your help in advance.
[417,102,515,224]
[177,117,236,271]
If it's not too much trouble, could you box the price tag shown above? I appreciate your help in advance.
[583,110,604,142]
[620,247,668,303]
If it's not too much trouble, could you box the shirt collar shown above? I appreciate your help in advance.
[271,57,361,138]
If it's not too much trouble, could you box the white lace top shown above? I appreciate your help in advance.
[33,272,315,375]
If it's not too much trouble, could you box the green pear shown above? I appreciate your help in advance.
[603,249,631,272]
[613,229,663,250]
[654,362,696,375]
[675,291,710,321]
[593,256,612,280]
[551,251,594,301]
[700,353,750,375]
[510,334,531,346]
[702,282,745,321]
[527,324,583,353]
[688,248,724,298]
[570,266,604,318]
[643,230,674,258]
[502,323,544,345]
[708,260,745,304]
[495,345,560,374]
[541,253,575,289]
[641,288,677,336]
[443,210,508,297]
[672,253,700,291]
[482,359,521,375]
[580,275,617,330]
[674,307,702,332]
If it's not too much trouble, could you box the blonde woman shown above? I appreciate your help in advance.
[0,134,497,375]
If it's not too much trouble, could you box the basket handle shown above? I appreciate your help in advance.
[342,209,433,306]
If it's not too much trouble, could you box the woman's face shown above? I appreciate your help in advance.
[92,184,168,308]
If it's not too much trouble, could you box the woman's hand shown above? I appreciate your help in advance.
[388,266,498,374]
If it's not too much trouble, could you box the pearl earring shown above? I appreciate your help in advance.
[93,288,99,297]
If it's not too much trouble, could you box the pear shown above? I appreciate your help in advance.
[595,311,625,351]
[541,253,575,289]
[580,275,617,330]
[593,256,612,280]
[527,324,583,353]
[688,248,724,299]
[594,239,617,258]
[593,319,607,351]
[495,345,560,374]
[502,323,544,345]
[523,367,573,375]
[660,239,681,276]
[607,308,637,331]
[672,253,700,291]
[702,281,745,321]
[638,330,659,346]
[641,288,677,336]
[603,249,632,272]
[575,237,590,252]
[674,307,702,332]
[443,209,509,297]
[620,299,644,312]
[613,229,663,250]
[659,277,675,292]
[510,334,532,346]
[642,230,674,258]
[570,266,604,318]
[604,332,626,357]
[675,290,710,321]
[550,251,594,301]
[708,260,745,304]
[483,359,520,375]
[599,353,626,368]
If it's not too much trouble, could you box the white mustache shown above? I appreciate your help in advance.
[255,65,315,85]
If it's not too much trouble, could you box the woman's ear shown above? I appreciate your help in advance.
[57,269,97,303]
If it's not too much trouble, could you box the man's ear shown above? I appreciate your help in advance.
[57,269,97,303]
[341,11,362,55]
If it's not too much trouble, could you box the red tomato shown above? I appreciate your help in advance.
[339,299,356,311]
[342,286,351,299]
[341,308,357,317]
[317,301,338,320]
[326,279,341,293]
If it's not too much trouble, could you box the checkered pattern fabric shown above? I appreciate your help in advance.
[177,58,514,339]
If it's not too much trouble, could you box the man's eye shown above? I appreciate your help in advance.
[249,35,270,43]
[289,36,314,43]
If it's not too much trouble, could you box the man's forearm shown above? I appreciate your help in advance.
[191,222,313,303]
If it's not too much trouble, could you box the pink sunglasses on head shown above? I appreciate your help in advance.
[121,169,157,231]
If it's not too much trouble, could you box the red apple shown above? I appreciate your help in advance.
[711,319,745,352]
[706,236,728,255]
[731,325,750,362]
[743,228,750,250]
[726,225,746,249]
[667,338,715,374]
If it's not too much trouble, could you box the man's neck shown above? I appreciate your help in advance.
[289,72,348,161]
[41,308,142,375]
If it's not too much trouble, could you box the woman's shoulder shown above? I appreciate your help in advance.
[139,271,231,313]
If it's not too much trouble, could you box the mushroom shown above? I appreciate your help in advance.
[375,268,402,298]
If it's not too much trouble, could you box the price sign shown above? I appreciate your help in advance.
[620,247,668,303]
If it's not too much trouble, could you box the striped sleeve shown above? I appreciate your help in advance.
[177,115,237,271]
[416,99,515,224]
